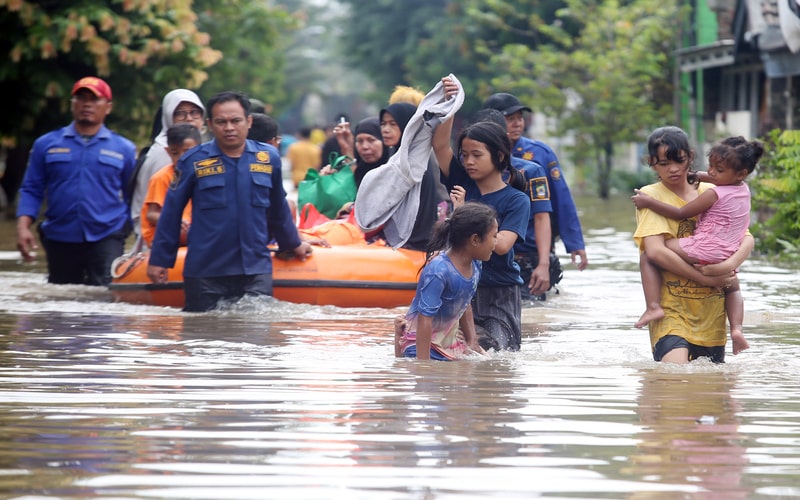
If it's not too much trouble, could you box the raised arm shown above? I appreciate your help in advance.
[633,188,718,220]
[432,114,455,178]
[432,76,460,178]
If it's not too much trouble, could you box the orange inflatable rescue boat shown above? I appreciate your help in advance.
[108,222,426,309]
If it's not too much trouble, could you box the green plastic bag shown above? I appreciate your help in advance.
[296,154,357,219]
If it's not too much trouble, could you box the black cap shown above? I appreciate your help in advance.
[482,93,532,116]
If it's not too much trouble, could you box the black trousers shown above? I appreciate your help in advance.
[515,250,563,300]
[183,273,273,312]
[39,227,127,286]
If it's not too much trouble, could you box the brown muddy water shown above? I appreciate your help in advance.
[0,195,798,499]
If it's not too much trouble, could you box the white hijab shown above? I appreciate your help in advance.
[152,89,206,148]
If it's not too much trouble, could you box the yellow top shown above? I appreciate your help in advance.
[633,182,726,350]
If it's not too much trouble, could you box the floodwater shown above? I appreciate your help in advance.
[1,195,799,499]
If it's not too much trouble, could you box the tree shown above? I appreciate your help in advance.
[0,0,221,209]
[750,129,800,259]
[194,0,295,112]
[473,0,681,198]
[335,0,496,110]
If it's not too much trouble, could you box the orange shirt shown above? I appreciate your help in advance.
[141,163,192,246]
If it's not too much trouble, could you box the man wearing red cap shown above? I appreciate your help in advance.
[16,76,137,286]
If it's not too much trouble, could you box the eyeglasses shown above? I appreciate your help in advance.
[174,108,203,120]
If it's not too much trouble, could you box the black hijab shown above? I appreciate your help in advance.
[353,117,390,188]
[379,102,417,151]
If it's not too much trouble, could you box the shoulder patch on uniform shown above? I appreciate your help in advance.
[169,168,181,190]
[549,166,562,181]
[529,176,550,201]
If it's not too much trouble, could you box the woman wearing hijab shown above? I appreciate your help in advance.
[378,102,445,250]
[130,89,206,241]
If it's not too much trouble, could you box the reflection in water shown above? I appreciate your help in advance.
[0,196,799,497]
[629,367,749,498]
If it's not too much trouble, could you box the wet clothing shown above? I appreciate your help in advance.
[17,122,136,285]
[441,155,529,351]
[183,274,272,313]
[442,157,529,287]
[39,226,127,286]
[472,284,523,351]
[400,345,450,361]
[633,182,726,359]
[512,136,585,254]
[679,183,750,263]
[653,335,726,363]
[398,254,481,360]
[149,139,301,310]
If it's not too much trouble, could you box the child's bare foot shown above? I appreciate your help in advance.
[730,329,749,355]
[635,306,665,328]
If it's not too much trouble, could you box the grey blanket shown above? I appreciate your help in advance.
[355,74,465,248]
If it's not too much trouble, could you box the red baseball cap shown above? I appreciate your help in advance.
[71,76,112,100]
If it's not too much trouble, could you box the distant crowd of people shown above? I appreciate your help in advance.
[15,74,757,365]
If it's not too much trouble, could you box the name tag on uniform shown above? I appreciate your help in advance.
[250,163,272,174]
[46,147,71,154]
[194,157,225,178]
[100,149,124,160]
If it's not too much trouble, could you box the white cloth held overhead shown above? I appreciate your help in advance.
[355,74,465,248]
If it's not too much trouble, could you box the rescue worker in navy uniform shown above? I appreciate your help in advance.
[147,91,311,312]
[470,108,554,300]
[483,93,588,300]
[16,76,137,286]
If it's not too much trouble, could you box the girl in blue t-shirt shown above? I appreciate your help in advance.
[431,76,531,351]
[395,202,498,360]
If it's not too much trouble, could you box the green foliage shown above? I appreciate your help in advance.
[610,169,657,194]
[0,0,222,146]
[750,129,800,259]
[194,0,295,113]
[469,0,682,198]
[335,0,493,110]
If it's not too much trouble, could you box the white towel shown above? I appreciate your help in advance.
[355,74,465,248]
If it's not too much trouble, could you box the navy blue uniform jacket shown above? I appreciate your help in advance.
[149,139,301,278]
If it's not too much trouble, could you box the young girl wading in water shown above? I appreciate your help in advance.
[394,202,497,360]
[633,134,763,356]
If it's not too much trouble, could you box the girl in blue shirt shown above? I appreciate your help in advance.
[431,76,531,351]
[395,202,498,360]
